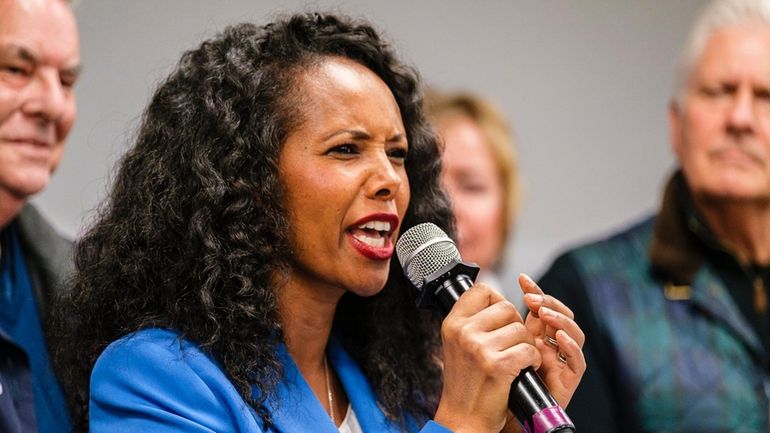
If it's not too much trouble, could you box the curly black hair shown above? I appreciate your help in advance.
[53,11,454,431]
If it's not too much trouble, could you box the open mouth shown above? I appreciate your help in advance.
[349,220,394,248]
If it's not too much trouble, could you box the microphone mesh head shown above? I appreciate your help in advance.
[396,222,460,289]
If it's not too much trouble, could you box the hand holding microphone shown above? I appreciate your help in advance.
[397,223,585,433]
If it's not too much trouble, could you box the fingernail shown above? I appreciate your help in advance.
[524,293,543,304]
[520,273,535,285]
[556,329,574,345]
[520,273,544,294]
[540,306,557,318]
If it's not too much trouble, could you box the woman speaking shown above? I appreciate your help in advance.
[55,12,585,433]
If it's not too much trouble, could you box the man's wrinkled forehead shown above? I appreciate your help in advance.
[0,0,80,68]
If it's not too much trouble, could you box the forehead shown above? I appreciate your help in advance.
[0,0,80,66]
[297,58,395,104]
[291,57,403,131]
[694,23,770,80]
[441,117,486,151]
[441,118,498,170]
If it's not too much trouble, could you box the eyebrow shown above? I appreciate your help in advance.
[1,43,83,78]
[323,129,406,143]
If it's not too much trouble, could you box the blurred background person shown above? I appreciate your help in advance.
[0,0,80,432]
[424,90,523,311]
[54,12,585,433]
[539,0,770,431]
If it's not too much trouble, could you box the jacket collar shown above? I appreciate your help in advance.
[14,204,73,326]
[263,335,417,433]
[648,171,704,285]
[649,170,764,359]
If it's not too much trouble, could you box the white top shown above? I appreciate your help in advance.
[338,404,363,433]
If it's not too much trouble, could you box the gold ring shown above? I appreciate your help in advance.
[557,351,568,364]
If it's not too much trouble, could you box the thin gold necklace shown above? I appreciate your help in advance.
[323,355,336,425]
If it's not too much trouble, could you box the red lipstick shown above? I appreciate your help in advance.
[346,213,399,260]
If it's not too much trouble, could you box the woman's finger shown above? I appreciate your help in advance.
[482,321,534,353]
[538,306,585,348]
[448,282,507,319]
[555,329,586,374]
[519,274,575,319]
[469,297,523,333]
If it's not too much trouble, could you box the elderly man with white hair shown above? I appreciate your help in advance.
[540,0,770,431]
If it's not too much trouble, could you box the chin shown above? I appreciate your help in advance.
[3,175,50,198]
[689,164,767,201]
[346,277,389,298]
[701,181,770,203]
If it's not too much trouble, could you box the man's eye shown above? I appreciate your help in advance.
[61,74,78,90]
[699,86,721,97]
[0,63,33,87]
[700,84,736,98]
[1,64,30,77]
[755,88,770,102]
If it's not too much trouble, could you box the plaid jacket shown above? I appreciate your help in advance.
[541,174,769,433]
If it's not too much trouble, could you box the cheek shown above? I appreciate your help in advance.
[56,100,77,142]
[677,114,713,169]
[685,106,721,146]
[0,94,19,127]
[397,171,410,219]
[49,144,66,172]
[287,176,332,225]
[475,198,504,236]
[458,192,503,235]
[284,168,349,251]
[758,119,770,152]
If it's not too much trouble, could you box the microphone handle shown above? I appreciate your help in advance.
[434,274,576,433]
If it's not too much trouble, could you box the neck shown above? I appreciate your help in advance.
[278,276,341,367]
[277,271,348,424]
[0,189,25,230]
[695,195,770,266]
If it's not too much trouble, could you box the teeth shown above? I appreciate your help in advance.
[358,220,391,232]
[354,235,385,248]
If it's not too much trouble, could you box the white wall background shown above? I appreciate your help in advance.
[34,0,708,288]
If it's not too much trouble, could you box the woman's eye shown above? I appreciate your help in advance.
[388,148,408,162]
[460,182,487,193]
[326,144,358,157]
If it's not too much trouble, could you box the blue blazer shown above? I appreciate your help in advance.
[90,328,451,433]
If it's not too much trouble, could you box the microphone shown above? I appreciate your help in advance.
[396,222,575,433]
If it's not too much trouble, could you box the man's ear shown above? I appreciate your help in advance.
[668,99,684,159]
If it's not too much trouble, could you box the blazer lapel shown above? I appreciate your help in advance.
[328,336,414,433]
[261,344,339,433]
[259,338,423,433]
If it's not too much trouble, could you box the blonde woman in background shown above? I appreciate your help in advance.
[425,90,523,311]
